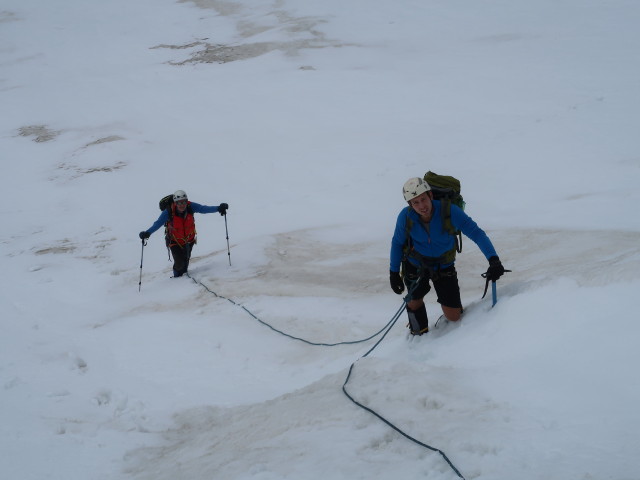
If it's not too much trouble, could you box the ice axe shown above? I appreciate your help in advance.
[481,270,511,307]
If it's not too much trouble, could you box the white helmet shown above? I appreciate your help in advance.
[402,177,431,202]
[173,190,188,202]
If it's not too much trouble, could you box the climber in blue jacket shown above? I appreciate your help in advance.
[390,177,505,335]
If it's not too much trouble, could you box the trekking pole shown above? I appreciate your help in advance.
[224,213,231,266]
[138,238,147,292]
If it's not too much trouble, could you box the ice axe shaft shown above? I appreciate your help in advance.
[481,269,510,305]
[491,281,497,307]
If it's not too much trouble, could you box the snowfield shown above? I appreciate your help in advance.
[2,1,640,479]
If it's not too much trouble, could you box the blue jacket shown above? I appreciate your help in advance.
[390,200,497,272]
[145,202,222,235]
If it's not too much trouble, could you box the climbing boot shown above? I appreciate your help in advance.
[407,304,429,335]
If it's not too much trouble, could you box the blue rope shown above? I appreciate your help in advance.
[187,273,400,347]
[341,280,467,480]
[342,359,466,479]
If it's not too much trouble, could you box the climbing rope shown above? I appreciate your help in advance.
[187,272,466,479]
[186,273,401,347]
[340,273,466,479]
[341,299,467,479]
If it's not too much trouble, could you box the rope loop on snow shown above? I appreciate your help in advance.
[187,272,466,479]
[186,273,401,347]
[342,274,468,480]
[342,360,466,479]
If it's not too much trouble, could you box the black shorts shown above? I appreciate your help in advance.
[402,261,462,309]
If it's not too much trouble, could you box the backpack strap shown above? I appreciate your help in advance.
[164,205,174,252]
[439,199,462,254]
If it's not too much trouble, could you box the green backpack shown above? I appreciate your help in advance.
[424,171,464,255]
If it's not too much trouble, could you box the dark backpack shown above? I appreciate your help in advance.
[159,194,193,217]
[159,194,173,212]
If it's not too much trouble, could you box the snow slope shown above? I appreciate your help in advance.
[1,1,639,479]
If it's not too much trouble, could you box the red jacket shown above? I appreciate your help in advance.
[166,202,196,247]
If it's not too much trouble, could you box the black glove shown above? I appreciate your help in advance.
[139,231,150,240]
[390,270,405,294]
[485,256,505,281]
[218,203,228,216]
